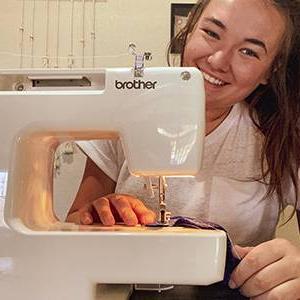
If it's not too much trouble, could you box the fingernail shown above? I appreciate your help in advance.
[102,215,115,226]
[125,212,138,226]
[83,216,92,224]
[141,214,155,224]
[228,279,237,289]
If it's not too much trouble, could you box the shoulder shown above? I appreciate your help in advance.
[231,101,263,141]
[206,101,262,145]
[234,101,257,125]
[203,102,264,178]
[77,139,122,155]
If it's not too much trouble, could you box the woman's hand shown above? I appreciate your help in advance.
[66,193,156,226]
[230,238,300,299]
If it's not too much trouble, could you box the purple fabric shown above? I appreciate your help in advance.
[147,216,240,285]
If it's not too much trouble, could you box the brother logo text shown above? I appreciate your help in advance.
[115,79,157,90]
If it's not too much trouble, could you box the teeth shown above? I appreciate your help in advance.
[202,71,226,86]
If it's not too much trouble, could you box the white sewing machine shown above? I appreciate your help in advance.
[0,68,227,300]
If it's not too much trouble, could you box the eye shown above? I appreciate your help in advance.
[240,48,260,59]
[201,28,220,40]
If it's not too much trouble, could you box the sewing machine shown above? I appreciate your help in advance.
[0,68,227,300]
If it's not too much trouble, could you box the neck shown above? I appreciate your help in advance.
[205,106,232,135]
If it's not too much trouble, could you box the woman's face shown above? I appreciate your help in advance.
[183,0,286,111]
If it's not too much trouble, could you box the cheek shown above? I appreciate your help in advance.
[183,35,209,65]
[233,62,269,90]
[182,50,190,66]
[183,44,197,66]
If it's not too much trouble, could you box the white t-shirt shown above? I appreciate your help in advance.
[77,101,298,246]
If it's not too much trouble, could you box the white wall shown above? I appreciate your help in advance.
[276,207,300,246]
[0,0,196,69]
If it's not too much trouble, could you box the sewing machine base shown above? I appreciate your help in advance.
[0,225,226,300]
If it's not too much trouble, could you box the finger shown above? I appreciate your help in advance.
[110,195,138,226]
[79,210,93,225]
[251,278,300,300]
[66,205,93,225]
[233,245,254,259]
[240,256,297,298]
[230,240,286,290]
[93,197,116,226]
[129,197,156,224]
[66,211,81,224]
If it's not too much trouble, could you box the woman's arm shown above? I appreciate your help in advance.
[68,157,116,216]
[297,210,300,232]
[66,157,155,225]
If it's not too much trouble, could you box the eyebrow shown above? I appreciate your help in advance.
[245,38,268,54]
[203,17,268,54]
[204,17,226,30]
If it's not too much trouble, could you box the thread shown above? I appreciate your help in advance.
[44,0,50,68]
[55,0,61,68]
[91,0,96,67]
[19,0,26,68]
[81,0,86,68]
[68,0,75,68]
[30,0,36,68]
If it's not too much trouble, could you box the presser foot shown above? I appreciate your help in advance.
[158,209,171,226]
[146,210,171,227]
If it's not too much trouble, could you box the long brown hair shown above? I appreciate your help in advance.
[167,0,300,218]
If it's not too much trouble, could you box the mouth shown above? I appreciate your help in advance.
[201,70,229,87]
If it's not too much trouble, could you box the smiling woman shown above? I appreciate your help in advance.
[167,0,300,298]
[168,0,300,220]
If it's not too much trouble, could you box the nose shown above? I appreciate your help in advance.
[207,50,232,73]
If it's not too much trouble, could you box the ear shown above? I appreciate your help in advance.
[260,76,268,85]
[260,63,278,85]
[259,71,270,85]
[259,66,271,85]
[261,60,281,85]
